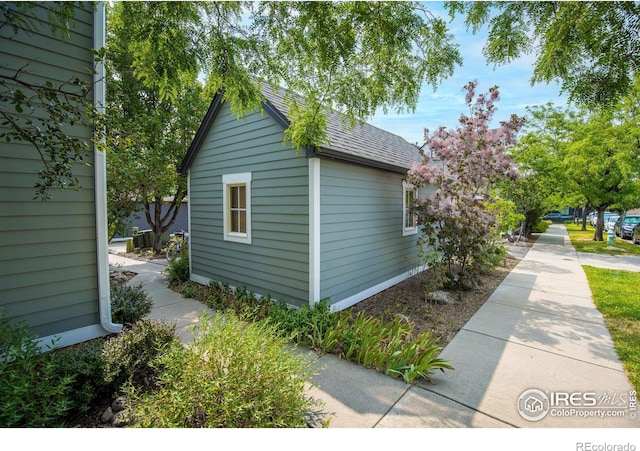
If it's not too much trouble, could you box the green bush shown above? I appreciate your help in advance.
[111,284,153,325]
[49,339,112,412]
[102,319,178,391]
[0,310,105,427]
[531,219,551,233]
[128,312,318,427]
[170,279,455,383]
[320,312,453,383]
[165,248,190,287]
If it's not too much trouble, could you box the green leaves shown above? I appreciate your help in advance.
[247,1,461,148]
[447,2,640,108]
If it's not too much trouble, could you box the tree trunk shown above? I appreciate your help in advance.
[593,207,606,241]
[144,188,186,254]
[581,202,589,231]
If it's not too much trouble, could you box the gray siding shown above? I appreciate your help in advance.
[188,103,310,306]
[319,159,419,303]
[0,3,100,338]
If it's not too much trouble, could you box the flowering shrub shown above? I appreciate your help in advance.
[408,81,524,289]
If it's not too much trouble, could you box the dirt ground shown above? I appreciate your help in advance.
[348,254,522,350]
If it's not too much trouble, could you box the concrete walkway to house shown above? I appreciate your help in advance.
[108,225,639,428]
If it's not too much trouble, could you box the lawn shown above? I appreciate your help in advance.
[564,222,640,256]
[582,266,640,392]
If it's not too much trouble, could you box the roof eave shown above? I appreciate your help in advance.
[309,147,411,174]
[179,93,291,176]
[179,91,225,175]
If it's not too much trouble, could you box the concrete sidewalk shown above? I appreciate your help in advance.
[108,225,638,428]
[402,224,638,428]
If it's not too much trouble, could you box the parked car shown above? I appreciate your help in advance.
[543,211,573,222]
[614,215,640,239]
[606,215,620,233]
[633,223,640,245]
[590,211,614,227]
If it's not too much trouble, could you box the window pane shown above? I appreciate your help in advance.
[239,210,246,233]
[239,185,246,208]
[231,186,239,208]
[231,209,239,232]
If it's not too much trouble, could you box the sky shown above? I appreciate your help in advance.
[369,2,570,146]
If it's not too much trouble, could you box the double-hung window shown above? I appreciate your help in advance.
[403,181,418,236]
[222,173,252,244]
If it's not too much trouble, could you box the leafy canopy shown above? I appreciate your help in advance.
[446,1,640,108]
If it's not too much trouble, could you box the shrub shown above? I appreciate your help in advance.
[102,319,178,391]
[168,281,454,383]
[165,248,190,287]
[408,82,523,290]
[0,310,77,426]
[128,312,319,427]
[111,284,153,325]
[319,312,453,383]
[50,339,112,412]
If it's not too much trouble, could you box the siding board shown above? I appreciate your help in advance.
[188,102,309,306]
[0,3,101,338]
[319,159,418,303]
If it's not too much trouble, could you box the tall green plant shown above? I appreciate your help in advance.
[0,310,83,426]
[128,312,318,427]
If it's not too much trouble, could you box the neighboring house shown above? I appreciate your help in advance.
[179,83,432,310]
[0,2,121,349]
[114,198,189,239]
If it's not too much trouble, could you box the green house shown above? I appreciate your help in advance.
[0,2,121,349]
[180,83,431,310]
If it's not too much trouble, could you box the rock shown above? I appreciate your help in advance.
[100,407,114,424]
[111,410,131,427]
[112,396,129,413]
[426,290,454,305]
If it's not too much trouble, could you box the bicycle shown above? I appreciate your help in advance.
[503,222,525,243]
[166,230,188,261]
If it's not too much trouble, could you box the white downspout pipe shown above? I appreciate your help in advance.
[94,2,122,334]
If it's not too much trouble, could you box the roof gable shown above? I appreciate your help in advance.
[180,82,422,175]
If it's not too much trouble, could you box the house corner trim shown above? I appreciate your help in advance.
[309,158,321,305]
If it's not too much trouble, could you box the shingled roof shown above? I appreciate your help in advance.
[180,81,423,175]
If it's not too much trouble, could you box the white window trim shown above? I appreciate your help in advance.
[403,181,418,236]
[222,172,252,244]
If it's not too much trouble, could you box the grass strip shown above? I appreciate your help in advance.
[565,222,640,256]
[583,265,640,391]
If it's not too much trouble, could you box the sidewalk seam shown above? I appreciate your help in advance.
[413,384,518,428]
[372,384,413,428]
[458,329,627,373]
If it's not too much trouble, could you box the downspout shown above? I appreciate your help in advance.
[94,2,122,334]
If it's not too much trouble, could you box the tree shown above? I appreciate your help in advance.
[564,109,640,241]
[509,82,640,241]
[446,1,640,108]
[105,2,209,252]
[500,104,580,233]
[105,1,464,253]
[0,2,101,200]
[408,81,523,290]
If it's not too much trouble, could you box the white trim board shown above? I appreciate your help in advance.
[35,324,110,353]
[308,157,321,305]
